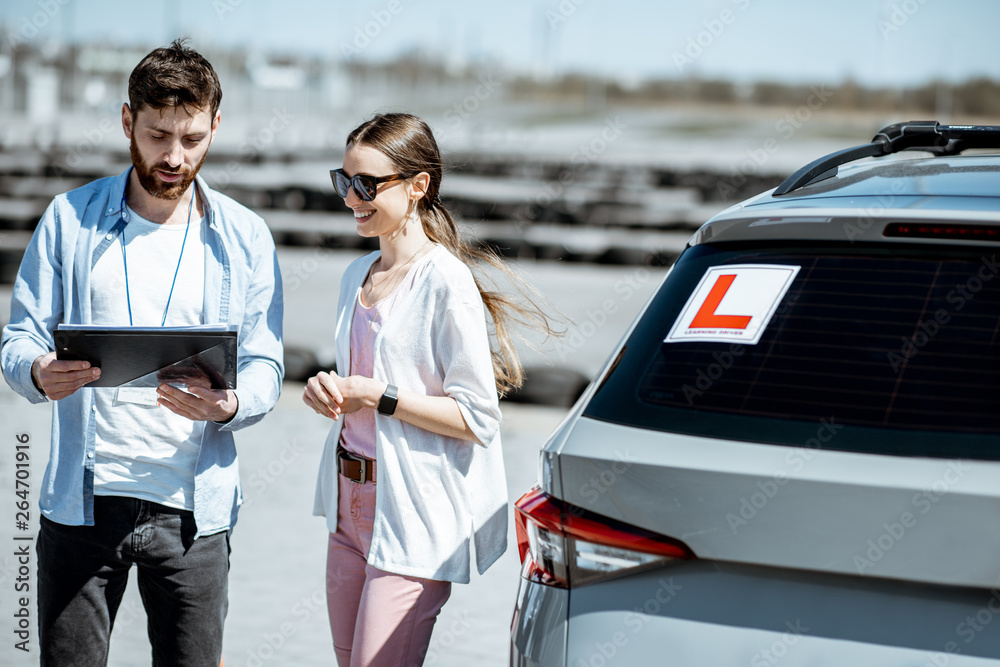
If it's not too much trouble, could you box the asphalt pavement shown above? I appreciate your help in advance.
[0,378,568,667]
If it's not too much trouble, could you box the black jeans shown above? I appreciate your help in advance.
[37,496,229,667]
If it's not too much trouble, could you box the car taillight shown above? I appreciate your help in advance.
[514,486,694,588]
[883,222,1000,240]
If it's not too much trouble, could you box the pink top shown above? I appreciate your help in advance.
[340,253,430,459]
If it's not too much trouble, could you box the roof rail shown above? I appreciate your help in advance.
[773,121,1000,196]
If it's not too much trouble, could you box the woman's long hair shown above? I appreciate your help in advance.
[347,112,560,396]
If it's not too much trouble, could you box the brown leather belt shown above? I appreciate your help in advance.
[337,445,376,484]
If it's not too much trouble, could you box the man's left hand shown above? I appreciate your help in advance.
[157,383,238,423]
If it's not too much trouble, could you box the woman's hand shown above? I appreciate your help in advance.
[303,374,481,443]
[303,371,345,420]
[332,375,381,414]
[303,372,380,420]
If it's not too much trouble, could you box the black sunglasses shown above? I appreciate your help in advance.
[330,169,411,202]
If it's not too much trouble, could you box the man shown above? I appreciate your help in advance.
[1,39,284,666]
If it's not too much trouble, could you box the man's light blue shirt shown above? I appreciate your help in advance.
[1,169,284,537]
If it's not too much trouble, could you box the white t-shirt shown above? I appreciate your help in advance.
[89,204,206,510]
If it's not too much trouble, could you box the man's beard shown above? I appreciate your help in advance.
[129,135,209,200]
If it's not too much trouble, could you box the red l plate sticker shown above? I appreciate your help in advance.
[665,264,800,345]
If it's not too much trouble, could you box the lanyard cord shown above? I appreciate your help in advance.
[119,180,196,327]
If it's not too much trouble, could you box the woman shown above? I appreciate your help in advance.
[304,112,554,666]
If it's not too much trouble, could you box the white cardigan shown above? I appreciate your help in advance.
[313,246,508,583]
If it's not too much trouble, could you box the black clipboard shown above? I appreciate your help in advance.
[54,325,238,389]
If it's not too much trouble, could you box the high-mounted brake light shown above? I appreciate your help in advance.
[883,222,1000,241]
[514,487,694,588]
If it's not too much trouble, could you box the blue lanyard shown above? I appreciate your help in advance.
[119,172,195,327]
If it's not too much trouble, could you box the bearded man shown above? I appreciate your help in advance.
[1,39,284,666]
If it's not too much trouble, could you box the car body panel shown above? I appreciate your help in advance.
[513,560,1000,666]
[549,416,1000,590]
[565,561,1000,666]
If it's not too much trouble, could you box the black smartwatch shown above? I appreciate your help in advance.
[377,383,398,416]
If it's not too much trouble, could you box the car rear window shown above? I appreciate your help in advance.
[584,242,1000,460]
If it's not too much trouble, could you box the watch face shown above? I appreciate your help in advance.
[378,384,398,415]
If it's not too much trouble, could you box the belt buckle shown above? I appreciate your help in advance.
[352,457,367,484]
[338,448,366,484]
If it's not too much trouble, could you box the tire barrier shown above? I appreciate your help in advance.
[280,347,589,410]
[0,248,22,284]
[504,365,591,408]
[0,155,741,283]
[282,345,325,383]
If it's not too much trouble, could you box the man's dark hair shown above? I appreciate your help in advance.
[128,38,222,118]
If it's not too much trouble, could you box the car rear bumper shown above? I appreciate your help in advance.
[511,559,1000,666]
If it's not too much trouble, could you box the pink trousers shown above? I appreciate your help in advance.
[327,474,452,667]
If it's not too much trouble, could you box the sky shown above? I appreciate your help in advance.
[1,0,998,87]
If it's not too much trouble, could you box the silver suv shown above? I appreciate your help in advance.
[510,121,1000,666]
